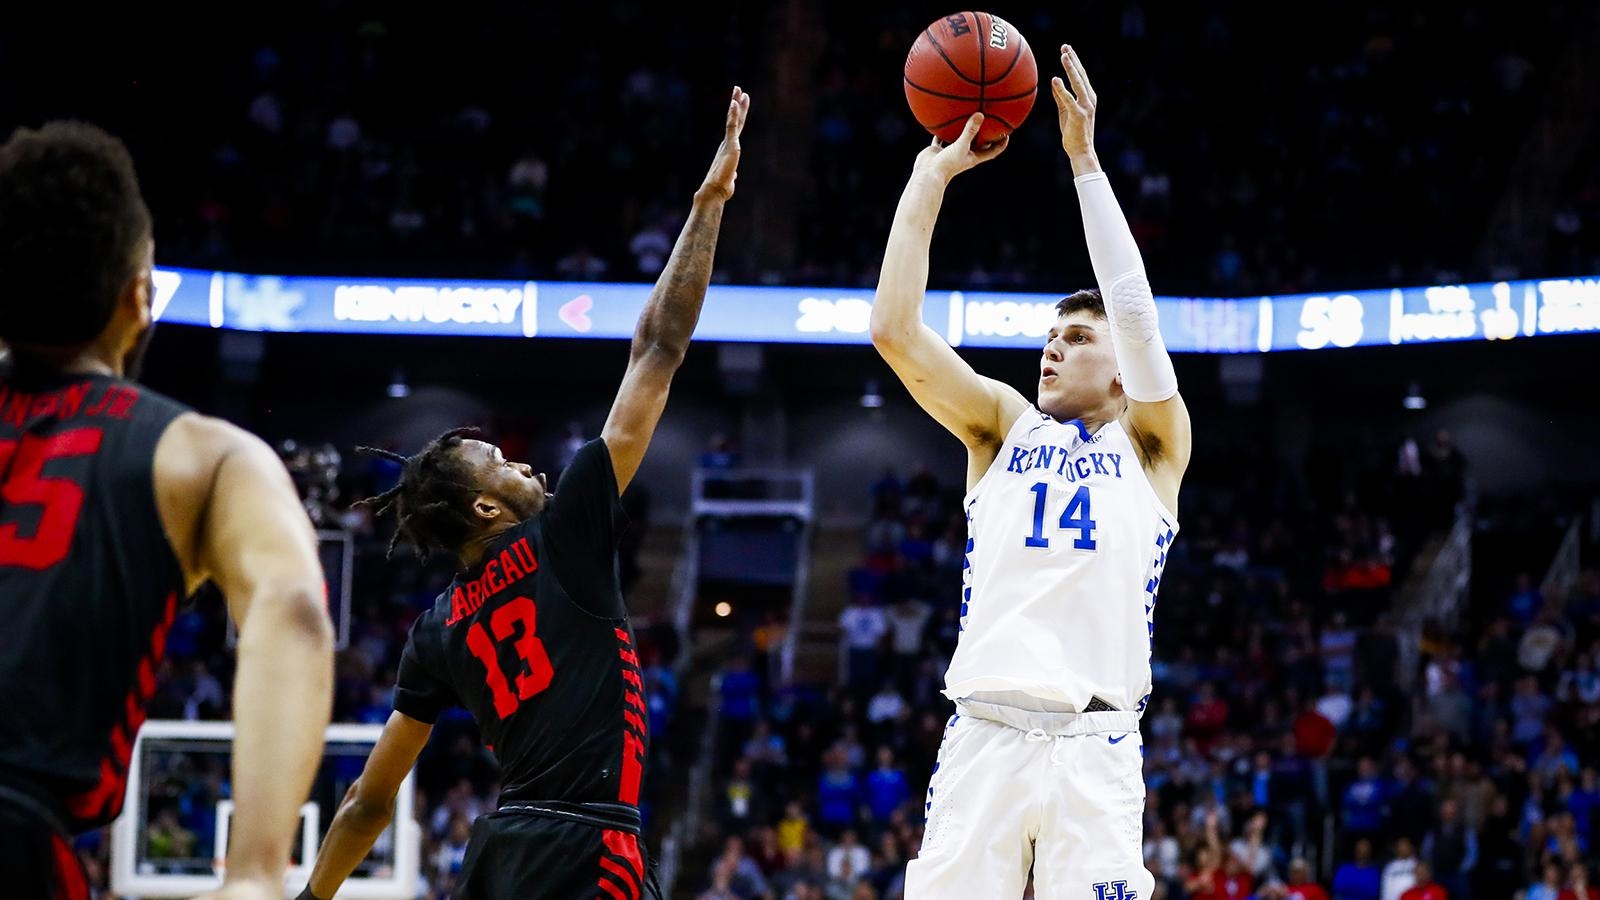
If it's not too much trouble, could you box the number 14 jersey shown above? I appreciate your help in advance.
[393,439,648,808]
[943,411,1178,715]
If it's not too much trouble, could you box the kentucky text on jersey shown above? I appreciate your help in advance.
[446,537,539,626]
[1004,443,1124,482]
[0,382,142,428]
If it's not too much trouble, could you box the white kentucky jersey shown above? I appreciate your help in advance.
[944,410,1177,714]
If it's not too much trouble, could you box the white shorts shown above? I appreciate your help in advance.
[905,701,1153,900]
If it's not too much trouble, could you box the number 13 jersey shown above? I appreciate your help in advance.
[393,439,648,808]
[943,410,1178,715]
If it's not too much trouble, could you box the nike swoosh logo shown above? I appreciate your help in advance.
[1107,734,1131,745]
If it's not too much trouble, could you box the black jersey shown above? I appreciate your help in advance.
[0,366,190,832]
[394,439,648,808]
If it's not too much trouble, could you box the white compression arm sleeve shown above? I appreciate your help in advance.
[1073,171,1178,403]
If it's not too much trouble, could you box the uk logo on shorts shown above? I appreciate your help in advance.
[1092,882,1138,900]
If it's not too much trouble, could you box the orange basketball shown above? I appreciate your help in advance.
[904,11,1038,145]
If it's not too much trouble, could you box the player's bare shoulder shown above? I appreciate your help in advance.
[151,414,291,591]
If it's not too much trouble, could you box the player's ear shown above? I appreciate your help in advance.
[472,494,502,522]
[123,239,156,328]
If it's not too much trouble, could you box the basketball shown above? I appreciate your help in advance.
[904,11,1038,145]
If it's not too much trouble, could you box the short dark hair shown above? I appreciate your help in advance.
[1055,289,1105,319]
[0,121,152,347]
[355,428,485,561]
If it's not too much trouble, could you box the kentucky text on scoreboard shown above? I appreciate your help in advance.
[150,266,1600,354]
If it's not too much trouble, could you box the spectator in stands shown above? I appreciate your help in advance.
[1389,757,1435,849]
[1522,608,1569,675]
[865,682,906,733]
[433,816,471,887]
[720,757,761,832]
[816,746,862,837]
[1529,862,1565,900]
[777,801,809,859]
[1285,857,1331,900]
[1344,758,1390,850]
[145,807,197,867]
[1220,849,1256,899]
[864,747,908,827]
[1145,815,1183,890]
[1514,674,1556,745]
[1400,861,1448,900]
[827,829,871,892]
[1382,837,1421,900]
[1568,864,1600,900]
[708,835,771,900]
[1186,682,1231,755]
[886,597,930,689]
[720,654,764,756]
[1510,572,1546,626]
[1422,798,1476,899]
[839,595,888,698]
[1227,811,1273,882]
[1569,768,1600,841]
[1535,727,1584,789]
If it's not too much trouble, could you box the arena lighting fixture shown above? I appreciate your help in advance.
[860,379,884,409]
[387,369,411,399]
[1403,381,1427,410]
[714,601,733,617]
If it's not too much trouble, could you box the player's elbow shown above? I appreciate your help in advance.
[283,585,336,651]
[630,337,688,371]
[242,583,335,655]
[869,313,912,356]
[346,780,397,828]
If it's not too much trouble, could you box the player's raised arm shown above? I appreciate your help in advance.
[159,419,335,897]
[1051,46,1191,510]
[602,87,749,492]
[870,114,1031,485]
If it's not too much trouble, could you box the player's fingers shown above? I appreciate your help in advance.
[1067,45,1097,106]
[975,134,1010,162]
[1051,76,1074,113]
[955,112,984,148]
[1061,46,1091,108]
[725,87,743,137]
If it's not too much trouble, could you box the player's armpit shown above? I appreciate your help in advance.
[306,712,433,899]
[1123,391,1192,513]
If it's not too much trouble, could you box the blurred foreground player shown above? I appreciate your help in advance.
[300,88,750,900]
[0,123,335,899]
[871,48,1190,898]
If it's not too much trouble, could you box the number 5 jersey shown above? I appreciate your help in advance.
[0,369,191,831]
[943,410,1178,715]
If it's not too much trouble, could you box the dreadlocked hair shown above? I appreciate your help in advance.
[354,427,485,562]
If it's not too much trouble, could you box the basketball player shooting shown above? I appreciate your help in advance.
[297,88,749,900]
[870,48,1189,898]
[0,124,336,900]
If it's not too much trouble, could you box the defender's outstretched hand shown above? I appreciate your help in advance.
[700,87,751,200]
[912,112,1009,184]
[1051,44,1097,162]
